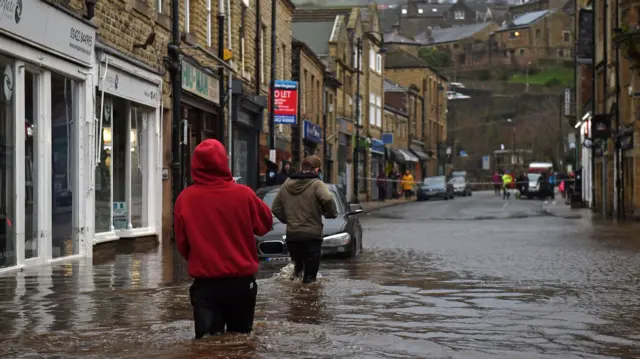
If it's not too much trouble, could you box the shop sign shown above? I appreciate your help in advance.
[370,139,385,155]
[0,0,95,65]
[303,120,322,143]
[99,63,160,108]
[112,201,127,230]
[273,80,298,124]
[3,65,13,101]
[381,132,393,145]
[337,118,353,134]
[181,61,220,105]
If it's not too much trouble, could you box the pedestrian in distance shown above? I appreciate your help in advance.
[401,170,415,200]
[492,171,502,195]
[174,139,273,339]
[276,160,292,185]
[271,155,338,284]
[501,171,513,200]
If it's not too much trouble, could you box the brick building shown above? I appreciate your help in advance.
[384,49,448,177]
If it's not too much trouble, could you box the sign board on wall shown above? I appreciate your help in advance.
[113,202,127,229]
[564,88,571,116]
[303,120,322,143]
[98,61,160,108]
[0,0,95,65]
[181,61,220,105]
[273,80,298,124]
[482,155,490,170]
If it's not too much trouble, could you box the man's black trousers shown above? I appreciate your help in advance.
[287,240,322,283]
[189,275,257,339]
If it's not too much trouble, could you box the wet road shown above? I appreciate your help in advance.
[2,192,640,358]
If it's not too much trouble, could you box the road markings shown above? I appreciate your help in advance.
[502,202,509,209]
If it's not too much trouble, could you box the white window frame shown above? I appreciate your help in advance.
[369,49,376,71]
[455,11,465,20]
[185,0,190,33]
[242,0,250,5]
[369,93,375,125]
[376,54,382,73]
[157,0,163,14]
[206,0,212,47]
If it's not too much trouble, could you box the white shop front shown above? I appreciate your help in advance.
[0,0,96,272]
[91,48,163,245]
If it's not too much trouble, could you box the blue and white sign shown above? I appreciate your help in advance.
[482,155,490,170]
[371,139,385,154]
[303,120,322,143]
[459,150,468,157]
[382,132,394,145]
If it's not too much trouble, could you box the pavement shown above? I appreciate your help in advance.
[1,191,640,358]
[540,199,594,219]
[359,197,412,213]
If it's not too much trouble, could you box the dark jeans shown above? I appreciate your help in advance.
[404,189,412,199]
[189,276,257,339]
[287,240,322,284]
[494,184,501,194]
[378,186,386,201]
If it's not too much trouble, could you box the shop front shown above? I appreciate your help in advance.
[180,60,220,186]
[410,142,430,180]
[231,79,266,189]
[370,139,385,200]
[303,120,322,158]
[93,47,163,245]
[0,0,96,271]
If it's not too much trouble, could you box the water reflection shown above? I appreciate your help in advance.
[0,215,638,358]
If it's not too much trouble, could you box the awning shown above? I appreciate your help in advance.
[398,149,419,163]
[410,147,430,161]
[389,148,406,164]
[370,139,385,155]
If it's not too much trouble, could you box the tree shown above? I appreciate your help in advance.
[418,47,452,68]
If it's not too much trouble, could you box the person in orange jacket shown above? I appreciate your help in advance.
[401,170,415,200]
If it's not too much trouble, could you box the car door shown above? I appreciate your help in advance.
[333,189,362,250]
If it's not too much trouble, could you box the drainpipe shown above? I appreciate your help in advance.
[417,92,426,177]
[226,0,233,170]
[217,0,225,144]
[255,3,262,188]
[614,0,622,218]
[170,0,182,228]
[322,80,328,178]
[268,0,277,156]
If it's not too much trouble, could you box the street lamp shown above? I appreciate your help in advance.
[525,61,532,93]
[353,32,387,203]
[507,118,516,166]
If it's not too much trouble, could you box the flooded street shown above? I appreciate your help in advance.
[1,192,640,358]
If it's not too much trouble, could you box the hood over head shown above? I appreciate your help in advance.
[283,172,320,195]
[190,139,233,185]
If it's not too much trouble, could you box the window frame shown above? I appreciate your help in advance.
[185,0,190,33]
[454,11,465,20]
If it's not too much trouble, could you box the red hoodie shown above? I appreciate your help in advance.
[173,139,273,278]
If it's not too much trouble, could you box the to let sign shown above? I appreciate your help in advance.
[182,61,220,105]
[273,80,298,124]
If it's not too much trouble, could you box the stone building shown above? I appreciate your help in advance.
[384,49,448,177]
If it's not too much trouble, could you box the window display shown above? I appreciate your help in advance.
[51,72,77,258]
[0,56,16,268]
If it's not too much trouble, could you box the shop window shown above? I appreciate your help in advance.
[0,56,16,268]
[51,72,78,258]
[25,70,40,259]
[95,95,152,233]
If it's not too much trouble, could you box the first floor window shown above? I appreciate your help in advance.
[369,93,375,125]
[375,95,382,127]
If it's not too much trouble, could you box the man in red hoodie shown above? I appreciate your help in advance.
[174,139,273,339]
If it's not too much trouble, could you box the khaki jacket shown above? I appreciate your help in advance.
[271,172,338,241]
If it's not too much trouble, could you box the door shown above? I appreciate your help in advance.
[24,69,42,259]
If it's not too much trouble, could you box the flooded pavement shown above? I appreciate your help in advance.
[1,192,640,358]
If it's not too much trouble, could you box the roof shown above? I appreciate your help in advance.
[292,21,335,55]
[378,8,401,33]
[384,49,448,81]
[498,10,551,30]
[384,29,421,45]
[292,38,326,70]
[384,78,407,92]
[419,22,495,44]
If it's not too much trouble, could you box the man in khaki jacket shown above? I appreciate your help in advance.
[271,155,337,284]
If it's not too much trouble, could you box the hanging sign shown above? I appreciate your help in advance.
[273,80,298,125]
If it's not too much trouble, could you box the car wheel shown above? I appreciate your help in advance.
[444,196,450,200]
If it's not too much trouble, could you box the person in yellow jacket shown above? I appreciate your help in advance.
[401,170,415,200]
[501,171,513,199]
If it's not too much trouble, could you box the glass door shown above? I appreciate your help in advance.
[0,56,16,268]
[24,69,41,259]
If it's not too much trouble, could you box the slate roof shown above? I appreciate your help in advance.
[384,78,407,92]
[416,22,494,45]
[379,7,402,33]
[384,49,448,82]
[384,29,421,45]
[497,10,551,30]
[292,21,336,56]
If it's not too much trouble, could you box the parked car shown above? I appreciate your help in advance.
[449,177,472,196]
[522,172,551,199]
[417,176,454,201]
[254,184,364,260]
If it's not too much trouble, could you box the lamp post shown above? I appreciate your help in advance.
[436,84,444,175]
[352,32,387,203]
[525,61,532,93]
[507,118,516,167]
